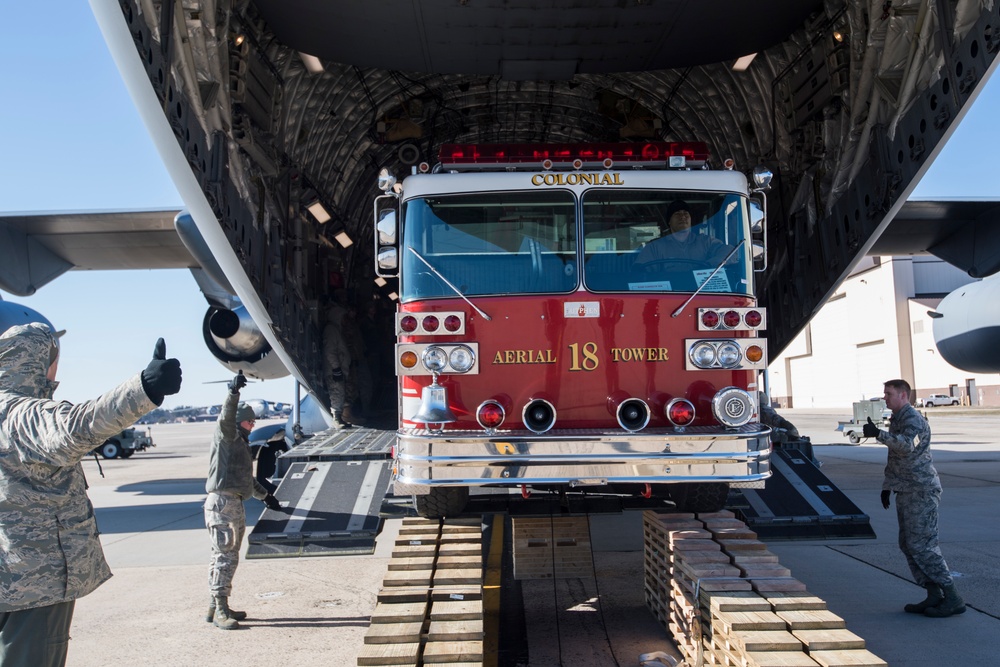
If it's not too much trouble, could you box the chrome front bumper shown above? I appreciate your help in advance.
[393,424,771,489]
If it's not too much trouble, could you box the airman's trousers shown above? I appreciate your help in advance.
[895,489,953,587]
[0,600,75,667]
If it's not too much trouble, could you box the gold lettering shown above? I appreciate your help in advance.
[613,173,624,185]
[516,350,527,363]
[546,350,556,363]
[611,348,622,362]
[493,351,504,364]
[580,174,594,185]
[565,173,579,185]
[659,348,669,361]
[531,175,544,186]
[599,173,612,185]
[544,174,557,186]
[505,350,516,363]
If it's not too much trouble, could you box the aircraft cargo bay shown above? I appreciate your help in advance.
[69,410,1000,667]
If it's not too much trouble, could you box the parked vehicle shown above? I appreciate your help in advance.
[919,394,959,407]
[92,427,155,459]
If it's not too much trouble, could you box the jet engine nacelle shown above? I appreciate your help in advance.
[203,305,289,380]
[932,275,1000,373]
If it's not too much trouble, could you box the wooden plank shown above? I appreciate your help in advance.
[696,510,736,519]
[706,592,772,613]
[764,592,828,611]
[808,649,888,667]
[731,550,781,564]
[377,587,430,604]
[776,610,846,630]
[737,563,792,579]
[751,578,808,593]
[429,586,483,602]
[712,610,788,633]
[426,619,485,642]
[436,554,482,569]
[383,569,432,587]
[386,556,436,572]
[726,630,803,653]
[438,543,482,557]
[791,629,866,651]
[717,538,768,552]
[356,641,421,666]
[676,549,732,564]
[422,639,484,663]
[394,534,440,546]
[392,544,438,558]
[370,600,428,624]
[363,621,424,644]
[744,651,821,666]
[429,599,483,621]
[433,568,483,586]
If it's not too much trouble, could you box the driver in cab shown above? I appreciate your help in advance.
[636,200,733,268]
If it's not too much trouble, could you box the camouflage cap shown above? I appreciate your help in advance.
[0,322,57,397]
[236,402,257,423]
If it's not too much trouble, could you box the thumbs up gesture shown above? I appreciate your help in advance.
[141,338,182,405]
[862,416,880,438]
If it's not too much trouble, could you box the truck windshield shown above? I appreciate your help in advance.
[401,191,577,300]
[582,190,752,295]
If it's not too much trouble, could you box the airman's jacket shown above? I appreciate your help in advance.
[877,403,941,493]
[205,390,268,500]
[0,323,156,612]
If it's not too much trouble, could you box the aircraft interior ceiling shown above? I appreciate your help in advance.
[113,0,1000,395]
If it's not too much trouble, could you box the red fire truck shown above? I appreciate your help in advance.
[374,142,772,518]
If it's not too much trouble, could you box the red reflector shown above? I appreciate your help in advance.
[641,144,660,160]
[701,310,720,328]
[668,400,695,426]
[438,142,710,167]
[744,310,762,327]
[723,310,741,328]
[444,315,462,332]
[478,402,505,429]
[422,315,439,332]
[399,315,417,333]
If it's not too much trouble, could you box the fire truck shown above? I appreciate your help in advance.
[374,142,772,518]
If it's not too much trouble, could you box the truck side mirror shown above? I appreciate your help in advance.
[749,197,767,272]
[374,194,399,277]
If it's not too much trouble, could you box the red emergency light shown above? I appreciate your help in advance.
[438,142,709,170]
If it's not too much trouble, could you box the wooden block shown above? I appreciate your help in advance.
[383,569,432,587]
[392,544,438,558]
[688,578,753,593]
[399,524,440,535]
[744,651,821,666]
[712,610,788,633]
[440,534,482,544]
[438,542,481,557]
[433,568,482,586]
[430,599,483,621]
[750,576,807,592]
[395,533,439,546]
[377,587,429,604]
[370,600,428,624]
[677,560,742,581]
[706,592,772,613]
[764,592,828,611]
[792,629,866,651]
[727,630,803,653]
[668,528,713,544]
[731,550,781,564]
[738,563,792,578]
[363,621,424,644]
[402,517,441,527]
[426,619,485,642]
[672,539,721,552]
[357,641,421,666]
[442,516,482,527]
[429,586,482,602]
[422,639,483,663]
[717,538,768,552]
[436,554,482,569]
[709,527,759,540]
[386,556,436,572]
[776,610,846,630]
[808,649,888,667]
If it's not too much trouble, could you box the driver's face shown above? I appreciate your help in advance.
[669,211,692,239]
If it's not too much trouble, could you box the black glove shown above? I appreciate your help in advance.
[863,417,880,438]
[228,371,247,394]
[330,368,344,382]
[263,494,281,511]
[881,489,891,510]
[141,338,182,405]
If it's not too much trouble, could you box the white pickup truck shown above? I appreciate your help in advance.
[918,394,959,407]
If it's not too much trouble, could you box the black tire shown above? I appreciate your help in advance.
[120,449,135,459]
[925,402,934,408]
[668,482,729,513]
[100,441,121,459]
[413,486,469,519]
[848,431,860,445]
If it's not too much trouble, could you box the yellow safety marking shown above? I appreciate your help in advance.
[483,514,504,667]
[497,442,516,455]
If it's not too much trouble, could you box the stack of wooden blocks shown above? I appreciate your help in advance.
[643,510,888,667]
[358,517,485,667]
[511,515,593,580]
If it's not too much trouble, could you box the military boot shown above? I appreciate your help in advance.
[924,583,966,618]
[904,584,943,614]
[205,596,247,622]
[212,596,243,630]
[331,410,353,429]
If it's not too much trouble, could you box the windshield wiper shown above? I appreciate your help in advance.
[406,246,492,321]
[671,240,746,318]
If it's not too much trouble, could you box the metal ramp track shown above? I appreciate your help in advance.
[248,426,395,558]
[728,448,876,540]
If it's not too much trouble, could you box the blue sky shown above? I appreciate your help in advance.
[1,4,999,409]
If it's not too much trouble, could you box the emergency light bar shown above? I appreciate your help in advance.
[438,142,709,171]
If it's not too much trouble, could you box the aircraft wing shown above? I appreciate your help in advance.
[872,199,1000,278]
[0,209,189,296]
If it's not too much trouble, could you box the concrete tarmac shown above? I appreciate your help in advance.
[64,409,1000,666]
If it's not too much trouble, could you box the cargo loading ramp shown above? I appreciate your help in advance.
[728,447,876,540]
[247,427,395,558]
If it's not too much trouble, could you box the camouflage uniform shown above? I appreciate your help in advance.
[1,324,156,665]
[876,403,952,587]
[204,391,268,597]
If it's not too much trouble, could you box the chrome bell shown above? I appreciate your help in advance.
[412,374,457,424]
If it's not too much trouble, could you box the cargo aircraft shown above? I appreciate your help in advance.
[4,0,1000,410]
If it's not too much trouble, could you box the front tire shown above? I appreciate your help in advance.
[668,482,729,513]
[100,441,121,459]
[848,431,861,445]
[120,449,135,459]
[414,486,469,519]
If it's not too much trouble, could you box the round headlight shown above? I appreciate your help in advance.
[449,345,475,373]
[717,342,742,367]
[690,342,717,368]
[422,346,448,372]
[712,387,754,427]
